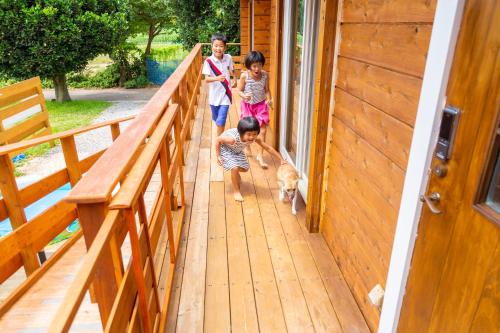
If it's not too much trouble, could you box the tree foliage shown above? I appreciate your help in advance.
[0,0,128,102]
[172,0,239,49]
[130,0,175,57]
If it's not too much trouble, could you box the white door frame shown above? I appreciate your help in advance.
[379,1,466,332]
[279,0,320,202]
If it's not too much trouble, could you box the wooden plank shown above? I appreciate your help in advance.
[328,144,397,244]
[165,86,204,331]
[0,231,82,318]
[330,120,405,207]
[0,116,133,156]
[204,181,230,332]
[321,212,381,332]
[165,182,195,332]
[342,0,436,23]
[66,46,202,204]
[239,171,287,332]
[18,169,69,209]
[61,136,82,186]
[175,148,210,332]
[336,56,422,127]
[47,211,120,332]
[334,88,413,170]
[306,0,340,231]
[0,95,40,121]
[184,85,206,182]
[210,123,224,181]
[106,265,137,333]
[0,112,47,143]
[260,157,343,333]
[244,155,315,331]
[340,23,432,77]
[0,155,40,275]
[224,169,259,332]
[469,244,499,333]
[297,229,370,333]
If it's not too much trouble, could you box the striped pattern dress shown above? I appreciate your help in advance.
[220,128,250,171]
[243,71,268,104]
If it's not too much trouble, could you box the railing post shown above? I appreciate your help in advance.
[75,202,123,325]
[0,155,40,275]
[110,123,121,141]
[61,135,82,186]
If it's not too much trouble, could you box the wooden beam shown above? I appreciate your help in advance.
[306,0,340,232]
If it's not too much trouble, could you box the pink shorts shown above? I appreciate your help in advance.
[240,100,270,127]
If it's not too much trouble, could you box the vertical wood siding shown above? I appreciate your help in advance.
[320,0,437,330]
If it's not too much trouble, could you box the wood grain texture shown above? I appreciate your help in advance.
[340,23,432,77]
[343,0,437,23]
[336,56,422,127]
[334,88,413,170]
[399,1,500,331]
[306,0,340,231]
[321,1,436,330]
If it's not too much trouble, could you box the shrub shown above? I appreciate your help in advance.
[124,74,149,89]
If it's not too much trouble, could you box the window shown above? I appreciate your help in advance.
[475,121,500,225]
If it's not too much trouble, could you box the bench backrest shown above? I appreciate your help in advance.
[0,77,52,146]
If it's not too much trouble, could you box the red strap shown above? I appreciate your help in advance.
[206,58,232,103]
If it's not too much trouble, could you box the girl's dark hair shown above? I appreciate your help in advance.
[237,116,260,136]
[211,33,227,45]
[244,50,265,69]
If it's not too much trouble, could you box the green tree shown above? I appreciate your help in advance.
[172,0,239,49]
[130,0,175,57]
[0,0,128,102]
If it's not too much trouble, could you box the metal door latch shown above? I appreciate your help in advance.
[420,192,442,214]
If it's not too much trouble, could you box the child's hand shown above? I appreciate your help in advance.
[231,78,237,88]
[217,74,226,82]
[217,155,222,166]
[266,98,273,108]
[243,92,252,102]
[280,159,287,165]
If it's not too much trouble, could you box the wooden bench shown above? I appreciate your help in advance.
[0,77,54,149]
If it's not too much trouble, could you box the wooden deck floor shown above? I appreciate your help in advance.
[0,82,369,332]
[166,83,369,332]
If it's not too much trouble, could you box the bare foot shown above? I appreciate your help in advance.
[256,154,269,169]
[234,192,244,202]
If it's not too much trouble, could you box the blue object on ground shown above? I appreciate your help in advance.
[12,153,25,163]
[0,180,73,237]
[146,58,182,85]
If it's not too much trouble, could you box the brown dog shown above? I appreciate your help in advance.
[277,163,299,215]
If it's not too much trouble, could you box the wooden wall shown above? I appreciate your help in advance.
[320,0,437,331]
[240,0,250,57]
[239,0,279,148]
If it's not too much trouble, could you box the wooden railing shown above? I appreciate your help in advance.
[47,44,203,332]
[0,115,133,313]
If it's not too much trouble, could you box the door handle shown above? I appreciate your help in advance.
[420,192,442,214]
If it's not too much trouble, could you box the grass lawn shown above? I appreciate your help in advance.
[14,100,112,175]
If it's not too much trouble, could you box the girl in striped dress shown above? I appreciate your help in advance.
[238,51,273,168]
[216,117,286,202]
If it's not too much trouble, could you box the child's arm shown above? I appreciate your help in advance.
[215,135,236,165]
[206,75,225,83]
[255,138,286,164]
[237,72,251,101]
[265,72,273,108]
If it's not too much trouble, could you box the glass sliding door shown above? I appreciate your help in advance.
[280,0,320,201]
